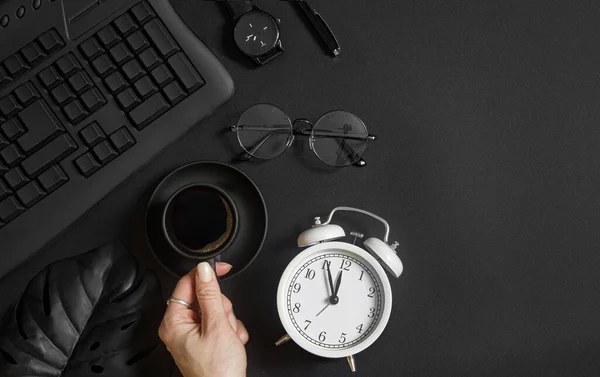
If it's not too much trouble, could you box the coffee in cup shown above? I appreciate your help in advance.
[162,184,238,258]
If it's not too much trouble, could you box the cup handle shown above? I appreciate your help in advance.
[207,255,223,281]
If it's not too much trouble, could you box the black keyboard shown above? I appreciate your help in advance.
[0,0,234,278]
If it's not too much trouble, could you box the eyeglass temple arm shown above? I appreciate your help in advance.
[342,139,368,167]
[234,125,376,141]
[232,128,292,160]
[322,206,390,242]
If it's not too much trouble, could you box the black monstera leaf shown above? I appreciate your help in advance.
[0,241,173,376]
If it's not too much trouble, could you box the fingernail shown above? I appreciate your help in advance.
[221,262,233,272]
[197,262,213,283]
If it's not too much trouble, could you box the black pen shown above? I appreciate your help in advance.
[295,0,341,56]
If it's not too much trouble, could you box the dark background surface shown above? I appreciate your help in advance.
[2,0,600,375]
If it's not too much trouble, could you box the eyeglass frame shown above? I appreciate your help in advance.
[230,116,377,168]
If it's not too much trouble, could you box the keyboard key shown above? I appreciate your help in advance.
[38,165,68,192]
[144,20,179,57]
[128,93,169,130]
[38,29,64,54]
[110,43,133,66]
[168,53,204,92]
[80,122,105,146]
[104,72,128,94]
[0,95,22,117]
[139,48,161,71]
[131,2,156,24]
[96,25,121,48]
[14,82,40,105]
[3,54,29,77]
[51,84,76,106]
[21,134,77,176]
[0,144,25,167]
[110,127,135,153]
[133,76,157,99]
[21,41,46,66]
[92,141,117,165]
[126,31,149,53]
[114,13,137,36]
[0,196,24,222]
[75,153,101,177]
[79,37,104,60]
[121,60,144,82]
[55,54,81,77]
[0,134,7,149]
[0,66,11,89]
[3,167,29,189]
[16,181,45,207]
[0,180,9,200]
[80,88,106,113]
[17,100,64,153]
[38,66,63,89]
[68,71,93,94]
[91,55,116,77]
[150,65,173,87]
[163,81,186,105]
[116,89,140,111]
[63,100,88,124]
[1,118,25,141]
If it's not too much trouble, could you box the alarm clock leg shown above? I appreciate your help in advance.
[275,333,291,346]
[347,355,357,372]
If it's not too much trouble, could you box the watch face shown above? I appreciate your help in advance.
[234,11,279,57]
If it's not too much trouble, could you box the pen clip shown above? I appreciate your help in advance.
[296,0,341,56]
[313,12,341,56]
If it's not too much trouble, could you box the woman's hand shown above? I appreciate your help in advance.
[159,262,249,377]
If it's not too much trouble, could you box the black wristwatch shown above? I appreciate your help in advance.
[226,0,284,65]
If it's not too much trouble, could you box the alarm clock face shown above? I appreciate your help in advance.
[277,242,393,358]
[234,11,279,57]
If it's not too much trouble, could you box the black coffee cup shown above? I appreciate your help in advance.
[162,184,239,271]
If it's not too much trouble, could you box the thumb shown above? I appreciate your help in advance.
[195,262,226,332]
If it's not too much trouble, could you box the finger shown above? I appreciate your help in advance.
[195,262,226,333]
[221,294,238,331]
[216,262,233,276]
[164,270,197,322]
[236,320,249,345]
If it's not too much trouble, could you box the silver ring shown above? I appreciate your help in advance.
[167,297,193,309]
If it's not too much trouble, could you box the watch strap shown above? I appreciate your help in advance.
[226,0,254,20]
[256,42,284,65]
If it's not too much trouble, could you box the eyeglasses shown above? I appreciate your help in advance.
[229,104,376,167]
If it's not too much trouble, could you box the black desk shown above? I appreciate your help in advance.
[2,0,599,375]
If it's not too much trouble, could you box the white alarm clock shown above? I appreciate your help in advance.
[275,207,404,372]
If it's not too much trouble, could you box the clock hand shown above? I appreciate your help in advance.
[333,270,343,298]
[316,303,330,317]
[326,264,339,305]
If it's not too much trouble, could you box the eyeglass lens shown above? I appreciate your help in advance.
[236,104,293,160]
[311,110,369,167]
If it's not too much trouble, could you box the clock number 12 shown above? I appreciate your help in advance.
[339,260,351,271]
